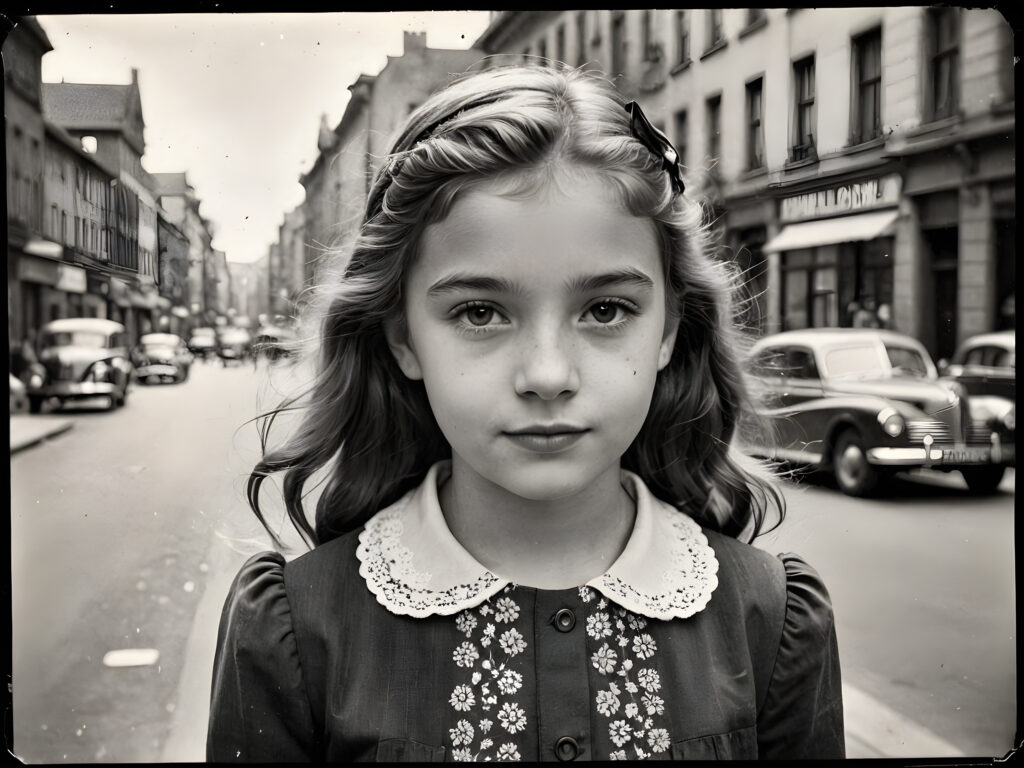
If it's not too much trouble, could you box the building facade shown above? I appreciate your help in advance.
[41,67,168,343]
[5,17,58,366]
[474,8,1015,359]
[297,31,486,297]
[227,256,270,326]
[156,212,191,335]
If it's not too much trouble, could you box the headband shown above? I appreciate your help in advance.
[366,94,686,220]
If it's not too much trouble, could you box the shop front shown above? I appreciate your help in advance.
[764,174,901,332]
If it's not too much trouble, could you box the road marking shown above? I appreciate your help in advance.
[843,682,966,757]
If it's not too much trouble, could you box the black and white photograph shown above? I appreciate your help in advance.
[5,8,1017,762]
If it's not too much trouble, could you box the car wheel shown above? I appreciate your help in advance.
[28,395,44,414]
[960,466,1005,494]
[832,428,882,497]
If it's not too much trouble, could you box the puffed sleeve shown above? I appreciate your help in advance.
[756,553,845,759]
[207,551,319,762]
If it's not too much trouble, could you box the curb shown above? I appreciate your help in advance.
[9,418,75,455]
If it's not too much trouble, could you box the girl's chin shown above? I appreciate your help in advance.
[476,460,612,501]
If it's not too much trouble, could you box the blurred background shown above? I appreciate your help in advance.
[6,8,1016,763]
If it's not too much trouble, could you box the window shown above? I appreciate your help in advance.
[793,56,816,159]
[75,216,80,247]
[62,211,68,245]
[748,9,766,26]
[611,11,626,75]
[706,94,722,164]
[852,28,882,143]
[537,35,547,62]
[642,10,656,61]
[556,23,565,63]
[929,7,959,120]
[676,11,690,64]
[576,12,587,66]
[673,109,688,168]
[707,9,724,48]
[746,78,764,169]
[81,135,97,153]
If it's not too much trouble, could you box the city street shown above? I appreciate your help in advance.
[10,359,1016,761]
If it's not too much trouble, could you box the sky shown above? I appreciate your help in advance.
[35,12,493,263]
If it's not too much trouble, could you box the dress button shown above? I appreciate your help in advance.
[553,608,576,632]
[555,736,579,761]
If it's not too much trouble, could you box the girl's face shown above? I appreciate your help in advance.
[386,175,678,502]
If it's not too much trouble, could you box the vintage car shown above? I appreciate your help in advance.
[25,318,132,412]
[939,330,1014,403]
[216,327,252,366]
[131,333,193,384]
[188,327,218,360]
[742,328,1015,496]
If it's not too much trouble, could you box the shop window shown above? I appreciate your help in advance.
[995,218,1015,330]
[929,7,959,121]
[793,56,816,160]
[736,226,768,333]
[851,28,882,143]
[675,11,690,65]
[673,109,688,168]
[923,226,959,361]
[746,78,764,170]
[782,248,837,330]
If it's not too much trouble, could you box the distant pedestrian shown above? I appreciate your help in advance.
[207,66,844,761]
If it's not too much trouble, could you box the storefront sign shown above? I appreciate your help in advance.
[17,255,60,286]
[780,174,902,223]
[56,264,87,294]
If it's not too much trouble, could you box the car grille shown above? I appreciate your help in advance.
[43,360,75,380]
[966,419,995,445]
[906,419,954,443]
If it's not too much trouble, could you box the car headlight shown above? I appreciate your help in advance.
[88,360,111,381]
[28,373,44,388]
[877,407,905,437]
[1004,408,1016,432]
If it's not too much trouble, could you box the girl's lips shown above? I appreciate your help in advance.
[502,430,589,454]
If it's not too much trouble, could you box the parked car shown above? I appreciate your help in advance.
[131,333,193,384]
[217,328,252,366]
[24,318,132,412]
[741,328,1014,496]
[252,324,298,361]
[10,373,29,414]
[939,330,1014,402]
[188,327,218,360]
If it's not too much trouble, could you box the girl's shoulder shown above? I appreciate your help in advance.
[699,527,836,635]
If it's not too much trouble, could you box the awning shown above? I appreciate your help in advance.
[763,209,899,253]
[171,305,191,318]
[23,237,64,260]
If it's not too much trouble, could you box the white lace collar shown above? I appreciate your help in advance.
[355,461,719,621]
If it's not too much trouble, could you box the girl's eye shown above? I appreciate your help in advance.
[466,305,495,326]
[589,301,621,324]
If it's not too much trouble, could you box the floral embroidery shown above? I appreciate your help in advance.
[588,601,675,760]
[592,643,618,675]
[447,586,527,761]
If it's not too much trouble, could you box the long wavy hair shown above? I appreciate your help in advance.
[248,63,785,550]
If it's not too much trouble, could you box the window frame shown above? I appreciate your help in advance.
[793,54,817,160]
[746,77,765,170]
[673,108,688,169]
[928,7,960,121]
[706,93,722,166]
[576,11,587,67]
[851,27,883,144]
[707,9,724,48]
[676,10,690,65]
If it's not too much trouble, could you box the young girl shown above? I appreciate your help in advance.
[207,64,845,761]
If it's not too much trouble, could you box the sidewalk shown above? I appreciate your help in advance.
[10,414,75,454]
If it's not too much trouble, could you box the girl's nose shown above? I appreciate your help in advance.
[514,328,580,401]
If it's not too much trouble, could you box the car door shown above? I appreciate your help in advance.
[956,345,1015,400]
[747,345,822,461]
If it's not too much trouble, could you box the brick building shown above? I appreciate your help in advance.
[474,9,1015,359]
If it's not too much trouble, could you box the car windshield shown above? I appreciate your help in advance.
[43,331,108,349]
[884,345,931,378]
[821,344,887,379]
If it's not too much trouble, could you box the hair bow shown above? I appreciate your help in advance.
[624,101,685,196]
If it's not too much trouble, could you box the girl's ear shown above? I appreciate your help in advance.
[383,315,424,380]
[657,313,680,371]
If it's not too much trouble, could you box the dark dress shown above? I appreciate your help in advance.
[207,464,844,761]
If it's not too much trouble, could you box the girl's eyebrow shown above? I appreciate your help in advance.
[426,268,654,297]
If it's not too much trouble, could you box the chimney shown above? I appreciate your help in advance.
[404,30,426,53]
